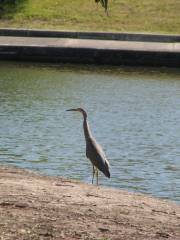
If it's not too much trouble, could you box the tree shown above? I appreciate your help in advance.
[95,0,109,15]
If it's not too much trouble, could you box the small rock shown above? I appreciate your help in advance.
[99,227,109,232]
[156,232,171,238]
[15,203,28,208]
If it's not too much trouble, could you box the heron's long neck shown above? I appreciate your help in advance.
[83,118,93,141]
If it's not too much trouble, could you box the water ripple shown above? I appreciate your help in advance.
[0,62,180,203]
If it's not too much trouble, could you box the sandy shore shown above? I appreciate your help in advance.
[0,165,179,240]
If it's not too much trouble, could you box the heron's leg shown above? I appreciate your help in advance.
[96,168,99,185]
[92,165,95,184]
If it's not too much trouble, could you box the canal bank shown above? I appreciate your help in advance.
[0,29,180,67]
[0,165,180,240]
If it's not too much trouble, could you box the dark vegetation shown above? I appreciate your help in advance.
[0,0,25,18]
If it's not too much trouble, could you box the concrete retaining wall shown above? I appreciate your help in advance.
[0,45,180,67]
[0,28,180,43]
[0,29,180,67]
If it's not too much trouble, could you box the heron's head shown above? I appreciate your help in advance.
[66,108,87,119]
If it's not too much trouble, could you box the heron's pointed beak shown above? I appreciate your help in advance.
[66,108,78,112]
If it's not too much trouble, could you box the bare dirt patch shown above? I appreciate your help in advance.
[0,165,179,240]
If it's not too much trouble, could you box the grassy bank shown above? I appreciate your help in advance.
[0,0,180,34]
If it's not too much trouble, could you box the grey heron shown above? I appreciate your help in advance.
[67,108,110,185]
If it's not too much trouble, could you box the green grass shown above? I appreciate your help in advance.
[0,0,180,34]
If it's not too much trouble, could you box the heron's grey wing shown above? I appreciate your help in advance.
[86,137,110,178]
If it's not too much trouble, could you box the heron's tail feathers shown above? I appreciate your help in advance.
[104,169,110,178]
[103,160,110,178]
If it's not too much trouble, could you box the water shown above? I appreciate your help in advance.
[0,61,180,203]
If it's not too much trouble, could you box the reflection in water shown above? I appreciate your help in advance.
[0,62,180,203]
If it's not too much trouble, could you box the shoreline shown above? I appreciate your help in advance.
[0,165,179,239]
[0,29,180,67]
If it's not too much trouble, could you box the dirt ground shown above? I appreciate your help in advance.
[0,165,179,240]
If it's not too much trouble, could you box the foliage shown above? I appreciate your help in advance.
[0,0,25,18]
[95,0,108,14]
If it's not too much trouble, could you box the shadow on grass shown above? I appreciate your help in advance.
[0,0,26,19]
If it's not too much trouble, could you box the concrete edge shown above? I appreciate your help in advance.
[0,45,180,68]
[0,28,180,43]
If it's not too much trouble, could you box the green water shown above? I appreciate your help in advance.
[0,62,180,203]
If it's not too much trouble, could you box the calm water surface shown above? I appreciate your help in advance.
[0,62,180,203]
